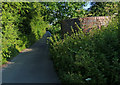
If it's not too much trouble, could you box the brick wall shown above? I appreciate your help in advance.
[61,16,111,35]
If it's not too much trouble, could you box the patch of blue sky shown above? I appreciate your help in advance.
[83,2,92,10]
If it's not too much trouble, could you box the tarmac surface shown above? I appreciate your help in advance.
[2,32,60,84]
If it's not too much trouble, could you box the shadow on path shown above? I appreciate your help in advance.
[2,33,60,83]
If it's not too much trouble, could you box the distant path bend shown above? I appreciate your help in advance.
[2,32,60,83]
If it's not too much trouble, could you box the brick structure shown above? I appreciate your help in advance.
[61,16,111,35]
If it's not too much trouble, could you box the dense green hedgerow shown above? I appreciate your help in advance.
[1,2,49,64]
[49,17,120,84]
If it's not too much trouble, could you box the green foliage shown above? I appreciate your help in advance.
[49,18,120,84]
[41,2,86,25]
[48,24,61,36]
[30,2,49,40]
[2,2,23,63]
[2,2,48,64]
[87,2,118,16]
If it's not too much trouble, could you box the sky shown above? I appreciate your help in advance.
[83,2,92,10]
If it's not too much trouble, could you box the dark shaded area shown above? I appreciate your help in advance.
[7,45,19,61]
[61,18,80,36]
[118,2,120,57]
[2,83,61,85]
[2,45,19,62]
[17,8,37,48]
[18,11,32,35]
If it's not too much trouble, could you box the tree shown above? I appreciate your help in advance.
[41,2,86,26]
[87,2,118,17]
[1,2,49,63]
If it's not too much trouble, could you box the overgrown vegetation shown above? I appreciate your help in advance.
[1,2,120,84]
[1,2,87,64]
[87,2,118,16]
[49,17,120,84]
[48,3,119,84]
[1,2,49,64]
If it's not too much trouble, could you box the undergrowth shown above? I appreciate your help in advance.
[49,17,120,84]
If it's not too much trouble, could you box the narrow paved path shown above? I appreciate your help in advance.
[2,33,60,83]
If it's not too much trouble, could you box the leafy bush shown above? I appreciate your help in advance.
[49,18,120,84]
[1,2,48,64]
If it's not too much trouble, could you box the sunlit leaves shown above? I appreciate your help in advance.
[2,2,49,64]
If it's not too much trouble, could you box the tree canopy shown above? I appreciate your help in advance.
[41,2,86,25]
[87,2,118,16]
